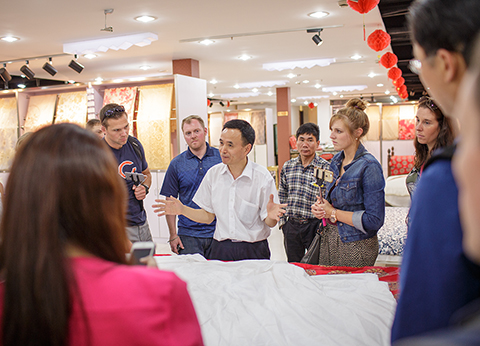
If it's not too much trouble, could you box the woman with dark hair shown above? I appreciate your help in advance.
[0,124,203,346]
[406,96,454,197]
[311,98,385,267]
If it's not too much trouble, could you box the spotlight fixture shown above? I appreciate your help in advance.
[68,55,84,74]
[43,57,58,76]
[209,101,214,108]
[0,63,11,82]
[20,60,35,80]
[101,9,114,32]
[307,28,323,46]
[219,101,224,107]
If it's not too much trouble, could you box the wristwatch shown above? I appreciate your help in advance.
[141,183,150,195]
[329,209,337,223]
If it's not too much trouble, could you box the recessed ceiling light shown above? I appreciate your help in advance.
[129,77,146,82]
[113,79,124,83]
[368,72,376,78]
[1,36,19,42]
[135,15,157,23]
[252,88,258,92]
[377,83,384,87]
[244,108,252,111]
[350,54,362,60]
[210,79,218,84]
[267,91,273,96]
[314,103,318,106]
[208,92,214,97]
[315,83,321,89]
[308,11,329,19]
[340,95,344,98]
[238,54,252,61]
[95,77,103,82]
[287,73,296,79]
[233,84,240,89]
[83,53,97,59]
[385,90,391,95]
[226,109,231,112]
[17,84,26,89]
[302,80,310,84]
[332,92,338,96]
[199,39,215,45]
[291,99,296,103]
[139,65,151,70]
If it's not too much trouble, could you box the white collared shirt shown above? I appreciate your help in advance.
[193,159,279,242]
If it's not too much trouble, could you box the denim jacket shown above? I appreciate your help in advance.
[326,143,385,243]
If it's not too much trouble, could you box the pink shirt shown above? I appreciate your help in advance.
[1,257,204,346]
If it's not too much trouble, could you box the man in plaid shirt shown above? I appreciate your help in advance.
[279,123,328,262]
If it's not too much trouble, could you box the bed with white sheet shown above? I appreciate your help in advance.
[155,255,396,346]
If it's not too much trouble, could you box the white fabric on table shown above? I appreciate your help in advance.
[156,255,396,346]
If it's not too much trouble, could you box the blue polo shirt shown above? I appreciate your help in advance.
[107,138,148,226]
[160,143,221,238]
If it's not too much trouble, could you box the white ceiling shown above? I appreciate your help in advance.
[0,0,396,105]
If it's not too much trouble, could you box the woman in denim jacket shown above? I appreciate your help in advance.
[312,98,385,267]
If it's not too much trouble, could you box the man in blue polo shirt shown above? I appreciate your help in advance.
[160,115,221,258]
[100,103,152,243]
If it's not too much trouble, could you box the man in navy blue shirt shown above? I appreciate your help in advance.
[160,115,221,258]
[100,103,152,243]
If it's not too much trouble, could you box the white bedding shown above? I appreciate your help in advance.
[156,255,396,346]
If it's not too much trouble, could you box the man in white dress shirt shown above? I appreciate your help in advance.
[153,119,286,261]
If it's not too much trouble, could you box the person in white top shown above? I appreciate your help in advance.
[154,119,287,261]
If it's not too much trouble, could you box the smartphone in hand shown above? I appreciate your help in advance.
[130,241,156,265]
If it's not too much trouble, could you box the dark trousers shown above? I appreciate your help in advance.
[178,235,213,259]
[209,239,270,261]
[282,218,321,262]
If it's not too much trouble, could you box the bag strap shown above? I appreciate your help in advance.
[128,135,143,162]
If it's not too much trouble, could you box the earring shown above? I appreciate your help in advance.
[355,138,358,141]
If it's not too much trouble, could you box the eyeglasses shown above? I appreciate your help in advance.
[418,96,439,112]
[409,59,422,75]
[103,105,125,117]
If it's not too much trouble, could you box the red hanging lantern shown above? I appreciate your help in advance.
[400,91,408,100]
[392,77,405,87]
[347,0,380,14]
[388,67,402,80]
[380,52,398,69]
[308,102,315,109]
[396,85,407,94]
[207,99,211,107]
[367,30,391,52]
[227,100,230,108]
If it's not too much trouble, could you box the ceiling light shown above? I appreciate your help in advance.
[68,55,84,74]
[1,36,19,42]
[350,54,362,60]
[20,61,35,80]
[308,11,329,19]
[304,101,309,105]
[113,79,123,83]
[208,92,214,97]
[291,99,296,103]
[315,83,321,89]
[332,92,338,96]
[233,84,240,89]
[385,90,391,95]
[95,77,103,82]
[42,57,58,76]
[307,28,323,46]
[210,79,218,84]
[302,80,310,84]
[0,63,12,83]
[340,95,344,98]
[139,65,151,70]
[267,91,273,96]
[368,72,376,78]
[199,39,215,45]
[238,54,252,61]
[244,108,252,111]
[135,15,157,23]
[314,103,318,106]
[287,73,296,79]
[377,83,384,87]
[17,84,26,89]
[83,53,97,59]
[252,88,258,92]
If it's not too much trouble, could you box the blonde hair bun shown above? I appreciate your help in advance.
[345,98,367,111]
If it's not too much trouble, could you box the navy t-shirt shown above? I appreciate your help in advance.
[108,137,148,226]
[160,143,221,238]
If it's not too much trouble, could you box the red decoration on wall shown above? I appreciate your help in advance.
[347,0,380,13]
[308,102,315,109]
[380,52,398,69]
[387,67,402,80]
[392,77,405,87]
[367,30,391,52]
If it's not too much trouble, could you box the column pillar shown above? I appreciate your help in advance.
[276,87,291,172]
[172,59,200,78]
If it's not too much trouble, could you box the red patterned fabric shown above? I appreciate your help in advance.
[294,263,399,299]
[389,155,415,176]
[398,119,415,140]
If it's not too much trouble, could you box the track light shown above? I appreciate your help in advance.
[0,63,11,82]
[20,60,35,80]
[219,101,224,107]
[307,28,323,46]
[68,55,84,74]
[43,57,58,76]
[209,101,214,108]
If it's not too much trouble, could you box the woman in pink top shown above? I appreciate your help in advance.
[0,124,203,346]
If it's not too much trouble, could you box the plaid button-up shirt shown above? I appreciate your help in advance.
[278,155,329,228]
